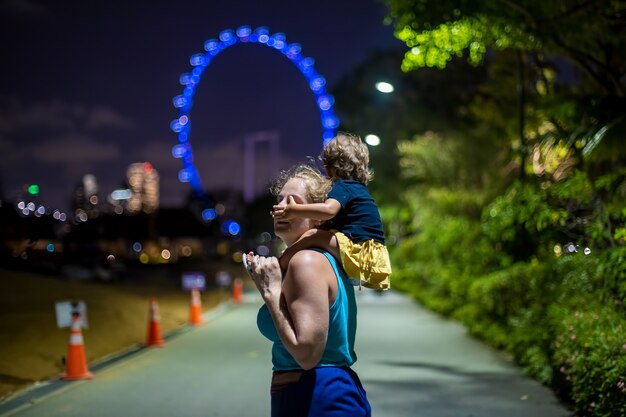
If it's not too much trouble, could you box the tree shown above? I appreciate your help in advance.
[384,0,626,95]
[383,0,626,177]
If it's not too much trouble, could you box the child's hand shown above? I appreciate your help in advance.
[272,196,298,220]
[271,204,285,218]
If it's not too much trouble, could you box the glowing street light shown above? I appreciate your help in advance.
[365,134,381,146]
[375,81,394,94]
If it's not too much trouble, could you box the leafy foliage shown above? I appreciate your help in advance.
[384,0,626,97]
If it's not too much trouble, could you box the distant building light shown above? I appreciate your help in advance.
[202,208,217,221]
[28,184,39,195]
[111,189,132,200]
[221,220,241,236]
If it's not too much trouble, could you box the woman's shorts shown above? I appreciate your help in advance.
[334,231,392,290]
[271,366,371,417]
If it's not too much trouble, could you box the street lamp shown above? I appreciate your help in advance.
[375,81,394,94]
[367,82,395,146]
[365,134,381,146]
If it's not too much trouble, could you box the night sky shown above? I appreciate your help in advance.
[0,0,403,213]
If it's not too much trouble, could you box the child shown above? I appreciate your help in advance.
[270,132,391,290]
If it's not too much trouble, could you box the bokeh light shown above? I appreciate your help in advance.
[375,81,394,93]
[365,134,381,146]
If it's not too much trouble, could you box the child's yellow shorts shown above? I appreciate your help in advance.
[334,231,392,291]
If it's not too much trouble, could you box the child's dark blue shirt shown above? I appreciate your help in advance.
[324,180,385,244]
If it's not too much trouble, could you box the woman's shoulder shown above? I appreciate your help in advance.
[286,249,337,295]
[288,249,331,268]
[287,250,336,282]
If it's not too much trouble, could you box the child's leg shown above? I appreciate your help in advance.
[278,229,340,272]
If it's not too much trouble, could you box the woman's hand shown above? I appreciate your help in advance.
[246,252,282,302]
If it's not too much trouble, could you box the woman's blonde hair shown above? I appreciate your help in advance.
[270,163,332,203]
[322,132,373,184]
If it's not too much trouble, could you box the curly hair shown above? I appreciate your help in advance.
[270,163,332,203]
[321,132,373,184]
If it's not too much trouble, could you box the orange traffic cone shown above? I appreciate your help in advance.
[61,314,93,380]
[189,288,203,325]
[232,277,244,304]
[146,297,166,347]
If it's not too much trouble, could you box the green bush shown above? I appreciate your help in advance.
[597,247,626,307]
[387,163,626,416]
[551,303,626,417]
[547,248,626,415]
[390,191,500,315]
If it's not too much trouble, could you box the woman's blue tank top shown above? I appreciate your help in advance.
[256,250,358,371]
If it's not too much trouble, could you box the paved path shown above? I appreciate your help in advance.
[0,290,572,417]
[352,291,571,417]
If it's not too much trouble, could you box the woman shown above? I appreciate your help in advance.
[246,163,371,417]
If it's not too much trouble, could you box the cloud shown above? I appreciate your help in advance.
[0,98,80,132]
[86,107,134,130]
[0,98,133,133]
[32,134,120,163]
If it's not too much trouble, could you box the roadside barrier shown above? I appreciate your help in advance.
[61,315,93,380]
[232,277,244,304]
[189,288,203,325]
[146,297,166,347]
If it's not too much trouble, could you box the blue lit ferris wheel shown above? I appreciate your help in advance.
[170,25,340,197]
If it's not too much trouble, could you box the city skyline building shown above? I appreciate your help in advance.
[72,174,100,221]
[126,162,160,214]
